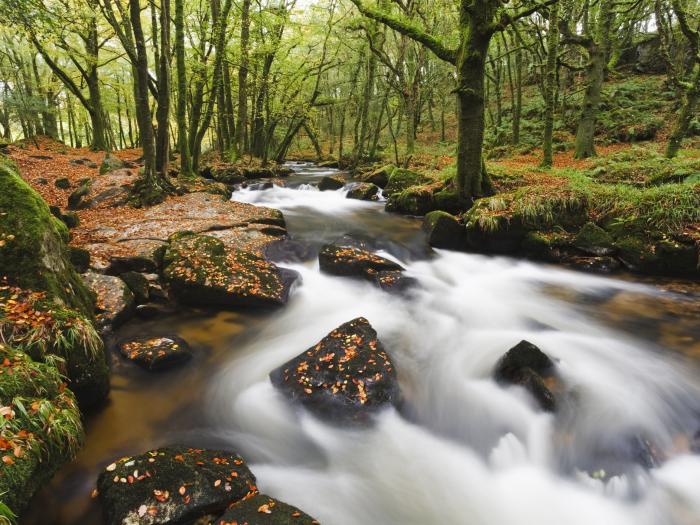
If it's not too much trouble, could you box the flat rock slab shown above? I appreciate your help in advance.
[73,192,286,267]
[319,243,403,282]
[214,494,319,525]
[97,446,257,525]
[83,272,135,329]
[117,335,192,371]
[270,317,400,422]
[163,232,298,308]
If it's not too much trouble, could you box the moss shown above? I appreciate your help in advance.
[0,345,83,517]
[423,211,466,250]
[384,168,429,196]
[574,222,614,256]
[0,157,94,316]
[387,186,434,216]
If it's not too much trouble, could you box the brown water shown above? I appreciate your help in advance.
[23,164,700,525]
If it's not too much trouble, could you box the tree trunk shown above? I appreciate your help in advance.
[155,0,171,175]
[236,0,251,155]
[542,1,560,167]
[174,0,192,175]
[667,66,700,158]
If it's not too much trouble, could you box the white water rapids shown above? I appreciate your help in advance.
[206,163,700,525]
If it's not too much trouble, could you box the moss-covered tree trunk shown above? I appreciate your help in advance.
[236,0,251,156]
[174,0,192,176]
[666,67,700,158]
[542,1,560,167]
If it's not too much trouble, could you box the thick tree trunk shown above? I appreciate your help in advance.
[667,66,700,158]
[155,0,171,175]
[542,1,560,167]
[174,0,192,175]
[236,0,251,155]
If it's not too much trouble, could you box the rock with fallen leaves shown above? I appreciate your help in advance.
[214,494,319,525]
[82,272,136,330]
[373,270,417,294]
[117,335,192,371]
[97,446,257,525]
[493,340,559,412]
[162,232,298,308]
[270,317,400,422]
[346,182,379,201]
[318,242,404,283]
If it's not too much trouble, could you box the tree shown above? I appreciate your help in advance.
[542,1,560,167]
[350,0,556,200]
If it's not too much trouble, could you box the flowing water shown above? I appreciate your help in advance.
[27,163,700,525]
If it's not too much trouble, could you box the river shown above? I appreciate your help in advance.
[26,162,700,525]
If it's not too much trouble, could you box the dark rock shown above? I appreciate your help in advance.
[568,256,621,274]
[83,272,136,330]
[270,317,400,422]
[55,177,71,189]
[97,446,257,525]
[319,242,403,281]
[120,271,150,304]
[135,303,173,319]
[374,270,417,294]
[318,175,345,191]
[162,232,298,308]
[117,335,192,371]
[494,340,557,412]
[69,246,91,273]
[30,154,52,160]
[61,211,80,228]
[212,167,245,185]
[423,211,467,250]
[36,177,48,185]
[107,255,159,275]
[213,494,319,525]
[69,158,86,166]
[386,186,434,216]
[361,165,394,188]
[67,179,92,210]
[574,222,615,256]
[264,239,316,263]
[347,182,379,201]
[87,161,98,169]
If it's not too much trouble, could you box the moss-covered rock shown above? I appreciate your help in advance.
[162,232,298,308]
[0,157,94,315]
[99,153,125,175]
[270,317,400,422]
[319,242,403,282]
[384,168,428,196]
[69,246,91,273]
[574,222,615,256]
[120,271,150,304]
[361,165,395,188]
[347,182,379,201]
[387,186,434,216]
[0,345,84,517]
[213,494,319,525]
[97,446,257,525]
[67,179,92,210]
[54,177,70,189]
[318,174,345,191]
[423,211,467,251]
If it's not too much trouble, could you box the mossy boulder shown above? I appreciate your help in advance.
[423,211,467,251]
[213,494,319,525]
[384,168,428,196]
[494,340,558,412]
[162,232,298,308]
[387,186,434,216]
[0,345,84,517]
[69,246,91,273]
[270,317,400,422]
[67,179,92,210]
[117,335,192,371]
[432,189,466,214]
[347,182,379,201]
[0,157,94,315]
[55,177,70,189]
[574,222,615,256]
[211,166,245,185]
[318,175,345,191]
[319,242,403,282]
[97,446,257,525]
[120,271,150,304]
[361,165,395,188]
[100,154,125,175]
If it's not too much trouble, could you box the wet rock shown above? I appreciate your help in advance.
[264,239,316,263]
[55,177,70,189]
[347,182,379,201]
[117,335,192,371]
[360,165,394,188]
[318,174,345,191]
[162,232,298,308]
[319,242,403,282]
[213,494,319,525]
[270,317,400,421]
[83,272,136,329]
[69,246,91,273]
[423,211,467,250]
[120,271,150,304]
[97,446,257,525]
[317,159,340,169]
[135,303,174,319]
[574,222,615,256]
[212,166,246,185]
[568,256,621,273]
[100,153,125,175]
[374,270,417,294]
[494,340,557,412]
[107,255,159,275]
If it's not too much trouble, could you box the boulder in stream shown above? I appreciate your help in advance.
[347,182,379,201]
[319,242,403,282]
[162,232,298,308]
[97,446,257,525]
[117,335,193,371]
[82,272,136,330]
[318,174,345,191]
[270,317,400,422]
[213,493,319,525]
[494,340,558,412]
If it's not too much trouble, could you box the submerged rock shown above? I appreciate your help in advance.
[97,446,257,525]
[347,182,379,201]
[117,335,192,371]
[162,232,298,308]
[83,272,136,330]
[318,175,345,191]
[494,340,557,412]
[214,494,319,525]
[270,317,400,422]
[319,242,403,282]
